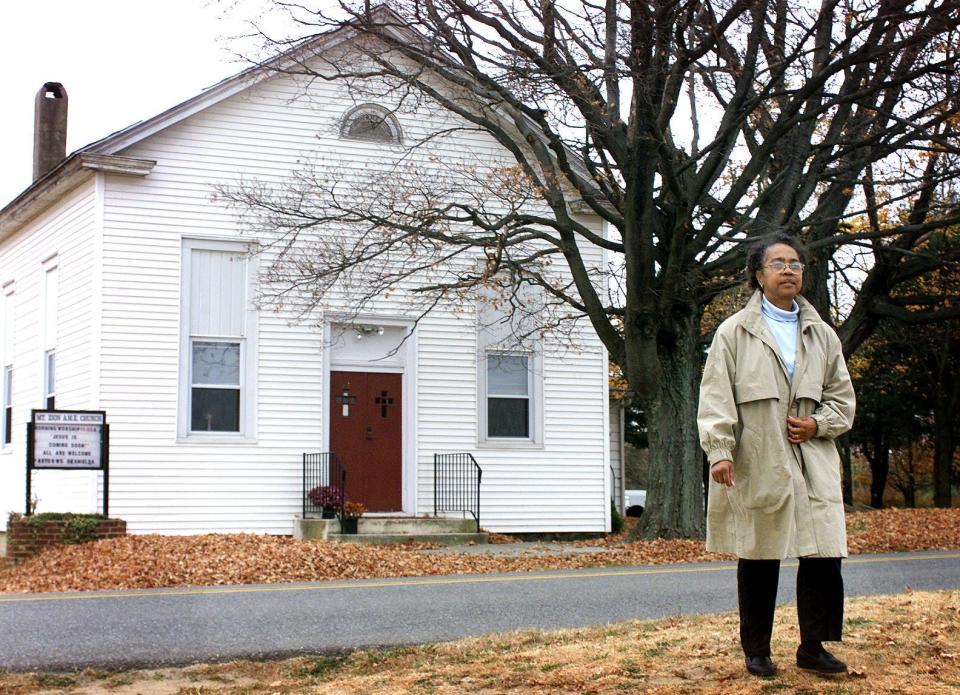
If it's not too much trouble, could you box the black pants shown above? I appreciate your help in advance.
[737,557,844,658]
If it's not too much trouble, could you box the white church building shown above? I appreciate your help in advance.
[0,24,618,536]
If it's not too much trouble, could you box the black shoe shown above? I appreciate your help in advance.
[796,646,847,674]
[745,656,777,677]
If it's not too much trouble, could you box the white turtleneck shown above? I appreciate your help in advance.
[761,294,799,381]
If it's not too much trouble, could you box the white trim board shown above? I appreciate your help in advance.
[322,318,418,515]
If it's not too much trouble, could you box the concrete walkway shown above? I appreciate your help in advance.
[420,541,618,557]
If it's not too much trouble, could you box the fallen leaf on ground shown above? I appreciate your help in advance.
[0,508,956,594]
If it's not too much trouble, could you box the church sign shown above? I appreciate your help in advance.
[26,410,110,515]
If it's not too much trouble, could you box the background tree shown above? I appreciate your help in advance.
[888,438,934,507]
[225,0,960,537]
[848,245,960,507]
[889,256,960,507]
[848,329,927,507]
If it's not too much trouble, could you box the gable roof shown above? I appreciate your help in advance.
[0,21,362,241]
[79,30,360,157]
[0,153,157,241]
[76,6,437,160]
[1,7,610,242]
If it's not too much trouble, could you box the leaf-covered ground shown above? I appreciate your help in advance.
[1,590,957,693]
[0,508,957,595]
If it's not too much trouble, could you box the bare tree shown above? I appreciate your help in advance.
[221,0,960,538]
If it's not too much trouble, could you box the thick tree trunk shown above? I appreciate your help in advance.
[801,254,833,324]
[931,351,957,508]
[869,456,889,509]
[932,399,954,509]
[702,452,710,516]
[635,311,705,539]
[868,428,889,509]
[902,454,916,508]
[904,486,916,508]
[839,435,853,507]
[892,447,916,507]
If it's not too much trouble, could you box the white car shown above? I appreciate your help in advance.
[624,489,647,517]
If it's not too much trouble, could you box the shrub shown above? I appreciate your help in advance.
[9,512,110,545]
[610,499,624,534]
[340,501,367,519]
[307,485,342,510]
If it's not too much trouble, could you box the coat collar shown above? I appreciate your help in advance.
[740,290,825,392]
[741,290,822,338]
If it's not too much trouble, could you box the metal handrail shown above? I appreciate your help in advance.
[303,452,346,517]
[433,453,482,533]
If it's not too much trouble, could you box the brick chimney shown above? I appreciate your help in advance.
[33,82,68,181]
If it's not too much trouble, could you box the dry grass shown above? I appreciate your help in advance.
[1,509,957,595]
[1,589,957,694]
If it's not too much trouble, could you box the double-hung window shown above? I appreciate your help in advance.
[191,341,240,431]
[485,353,532,438]
[2,284,12,446]
[179,240,257,439]
[2,366,11,446]
[477,281,543,446]
[43,350,55,410]
[42,261,57,410]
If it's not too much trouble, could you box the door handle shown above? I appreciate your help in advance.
[365,426,374,440]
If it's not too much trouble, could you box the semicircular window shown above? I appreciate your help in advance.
[340,105,402,144]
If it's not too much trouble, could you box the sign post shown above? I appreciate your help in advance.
[27,410,109,516]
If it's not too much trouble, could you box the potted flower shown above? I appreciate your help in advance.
[307,485,342,518]
[339,501,366,534]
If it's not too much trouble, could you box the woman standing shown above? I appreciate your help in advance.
[698,235,856,677]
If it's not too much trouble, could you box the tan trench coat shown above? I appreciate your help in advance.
[698,291,856,559]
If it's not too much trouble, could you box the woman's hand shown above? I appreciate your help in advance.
[786,416,817,444]
[711,459,735,487]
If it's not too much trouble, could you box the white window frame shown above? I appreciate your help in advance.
[475,272,544,447]
[188,338,243,433]
[477,344,544,448]
[1,282,13,449]
[340,104,403,144]
[479,350,544,446]
[41,258,57,409]
[43,349,55,410]
[177,239,258,441]
[2,366,11,448]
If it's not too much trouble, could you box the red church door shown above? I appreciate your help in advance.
[330,371,403,512]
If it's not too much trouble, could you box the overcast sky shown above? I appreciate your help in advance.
[0,0,300,206]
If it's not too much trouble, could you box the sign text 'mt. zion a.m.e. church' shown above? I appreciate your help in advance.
[32,411,105,469]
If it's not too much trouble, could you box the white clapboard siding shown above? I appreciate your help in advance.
[79,54,609,533]
[414,301,608,532]
[0,179,101,516]
[609,401,625,514]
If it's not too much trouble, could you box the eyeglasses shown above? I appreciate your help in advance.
[764,261,804,272]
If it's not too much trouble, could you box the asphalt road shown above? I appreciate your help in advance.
[1,550,958,672]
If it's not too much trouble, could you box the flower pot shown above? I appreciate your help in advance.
[340,518,359,534]
[321,508,337,519]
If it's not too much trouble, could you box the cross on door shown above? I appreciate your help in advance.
[375,391,394,418]
[336,388,357,417]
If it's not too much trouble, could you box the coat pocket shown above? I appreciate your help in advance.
[802,439,843,503]
[736,424,791,510]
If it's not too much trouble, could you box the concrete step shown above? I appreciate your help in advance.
[356,517,477,534]
[293,516,484,544]
[329,532,488,546]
